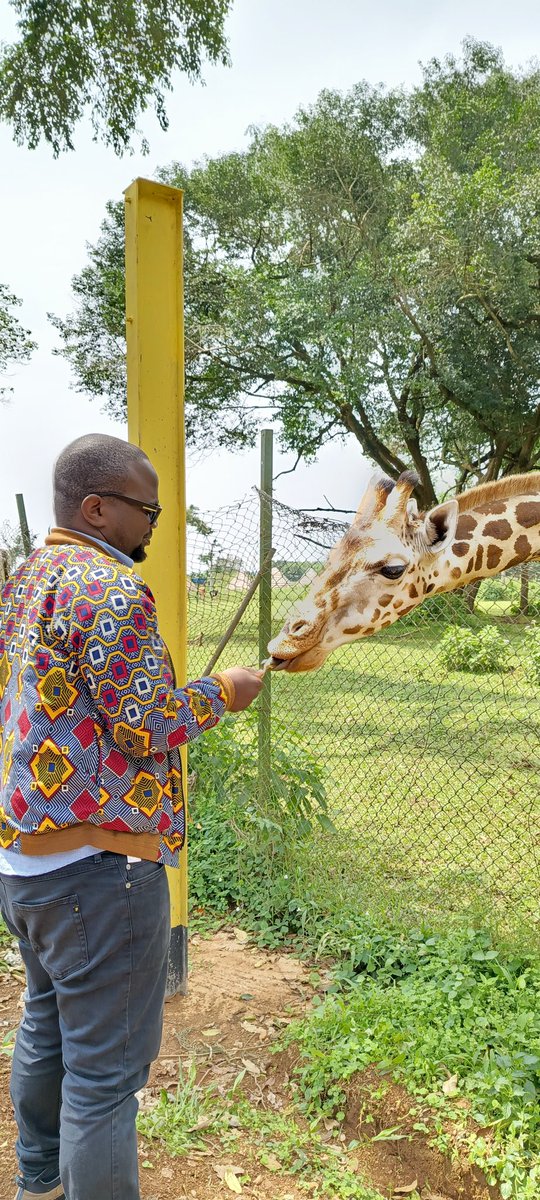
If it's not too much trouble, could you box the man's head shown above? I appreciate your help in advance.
[54,434,160,562]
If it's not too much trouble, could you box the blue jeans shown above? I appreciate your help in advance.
[0,852,171,1199]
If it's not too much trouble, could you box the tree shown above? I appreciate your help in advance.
[274,560,321,582]
[0,283,35,398]
[52,41,540,504]
[186,505,213,537]
[0,0,232,155]
[0,519,36,575]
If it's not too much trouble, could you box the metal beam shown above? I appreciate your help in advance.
[124,177,188,995]
[258,430,273,807]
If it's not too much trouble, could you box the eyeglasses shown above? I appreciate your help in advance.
[95,492,162,526]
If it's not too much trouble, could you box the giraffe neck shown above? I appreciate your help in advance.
[434,491,540,595]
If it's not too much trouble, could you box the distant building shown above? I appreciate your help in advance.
[270,567,290,588]
[298,566,320,586]
[228,571,254,591]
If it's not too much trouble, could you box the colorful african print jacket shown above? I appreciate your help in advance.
[0,534,231,866]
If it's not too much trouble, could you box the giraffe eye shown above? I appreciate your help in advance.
[379,563,407,579]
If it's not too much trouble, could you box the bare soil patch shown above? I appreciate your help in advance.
[0,928,497,1200]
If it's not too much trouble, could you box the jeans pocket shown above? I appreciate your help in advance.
[12,893,89,980]
[125,860,165,890]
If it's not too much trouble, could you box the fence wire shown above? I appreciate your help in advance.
[187,489,540,941]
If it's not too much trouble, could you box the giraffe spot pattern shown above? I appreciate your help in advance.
[326,565,348,589]
[452,542,469,557]
[487,544,503,569]
[475,545,484,571]
[456,514,478,539]
[482,519,513,540]
[516,501,540,529]
[514,534,532,558]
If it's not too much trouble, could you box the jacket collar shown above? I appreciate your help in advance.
[44,528,134,568]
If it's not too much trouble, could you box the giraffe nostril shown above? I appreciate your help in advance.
[290,619,308,635]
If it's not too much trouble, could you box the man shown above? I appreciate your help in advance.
[0,433,263,1200]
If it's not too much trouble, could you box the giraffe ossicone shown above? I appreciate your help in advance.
[267,470,540,673]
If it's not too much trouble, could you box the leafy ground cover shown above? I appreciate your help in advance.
[184,607,540,1198]
[284,926,540,1199]
[188,589,540,940]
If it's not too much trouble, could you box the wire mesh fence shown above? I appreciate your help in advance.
[187,488,540,943]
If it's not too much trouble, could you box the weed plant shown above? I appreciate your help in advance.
[187,718,540,1199]
[284,928,540,1199]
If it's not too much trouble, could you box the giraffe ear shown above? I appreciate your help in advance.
[421,499,459,554]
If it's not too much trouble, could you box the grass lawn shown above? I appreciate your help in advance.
[188,587,540,942]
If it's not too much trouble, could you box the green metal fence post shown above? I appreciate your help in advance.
[16,494,32,557]
[258,430,273,806]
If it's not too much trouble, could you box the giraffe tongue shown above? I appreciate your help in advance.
[269,656,290,671]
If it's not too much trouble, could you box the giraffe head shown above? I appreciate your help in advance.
[268,471,459,672]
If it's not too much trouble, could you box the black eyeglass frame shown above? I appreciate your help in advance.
[91,491,162,526]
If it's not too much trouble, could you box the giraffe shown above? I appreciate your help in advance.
[267,470,540,673]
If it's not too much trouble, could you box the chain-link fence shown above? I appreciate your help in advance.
[187,488,540,944]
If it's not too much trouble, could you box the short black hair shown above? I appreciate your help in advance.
[54,433,150,524]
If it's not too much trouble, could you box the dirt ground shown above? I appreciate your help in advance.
[0,927,496,1200]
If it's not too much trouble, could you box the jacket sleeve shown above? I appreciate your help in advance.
[58,566,230,759]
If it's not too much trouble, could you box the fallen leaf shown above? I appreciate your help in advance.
[241,1057,261,1075]
[201,1027,221,1038]
[393,1182,418,1195]
[188,1115,215,1131]
[213,1164,243,1193]
[441,1073,459,1097]
[262,1152,282,1172]
[240,1021,267,1035]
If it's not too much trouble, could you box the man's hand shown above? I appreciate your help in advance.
[220,667,264,712]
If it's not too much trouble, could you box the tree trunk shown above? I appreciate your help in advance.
[520,562,531,615]
[464,578,482,613]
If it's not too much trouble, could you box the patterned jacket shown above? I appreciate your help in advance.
[0,533,231,865]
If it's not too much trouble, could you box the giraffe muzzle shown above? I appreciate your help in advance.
[268,655,290,671]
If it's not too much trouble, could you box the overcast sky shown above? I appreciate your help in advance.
[1,0,539,540]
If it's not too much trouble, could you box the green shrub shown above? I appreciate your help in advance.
[438,625,511,673]
[511,600,540,617]
[523,628,540,685]
[509,581,540,616]
[478,577,518,603]
[187,712,330,922]
[285,927,540,1200]
[398,588,473,629]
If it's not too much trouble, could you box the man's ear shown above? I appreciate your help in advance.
[80,494,107,530]
[422,499,459,554]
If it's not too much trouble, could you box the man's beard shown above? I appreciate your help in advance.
[131,544,147,563]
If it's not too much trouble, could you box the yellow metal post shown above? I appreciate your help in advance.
[124,177,188,995]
